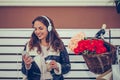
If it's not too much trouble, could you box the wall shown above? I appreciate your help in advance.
[0,6,120,29]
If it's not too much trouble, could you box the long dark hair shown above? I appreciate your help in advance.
[28,16,64,54]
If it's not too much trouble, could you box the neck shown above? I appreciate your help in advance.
[40,40,49,47]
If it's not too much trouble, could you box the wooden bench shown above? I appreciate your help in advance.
[0,28,120,80]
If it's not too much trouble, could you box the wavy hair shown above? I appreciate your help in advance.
[28,16,64,54]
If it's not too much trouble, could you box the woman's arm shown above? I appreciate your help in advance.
[60,46,71,74]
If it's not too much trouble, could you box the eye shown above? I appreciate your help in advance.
[39,27,43,30]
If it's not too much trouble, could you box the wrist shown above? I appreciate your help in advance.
[54,63,61,75]
[25,64,32,70]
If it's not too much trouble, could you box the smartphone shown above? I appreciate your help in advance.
[22,50,29,57]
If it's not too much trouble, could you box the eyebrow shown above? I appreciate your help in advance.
[33,26,43,29]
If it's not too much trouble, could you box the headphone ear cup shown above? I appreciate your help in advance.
[48,25,52,32]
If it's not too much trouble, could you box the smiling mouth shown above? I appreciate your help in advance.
[37,33,42,38]
[38,35,41,38]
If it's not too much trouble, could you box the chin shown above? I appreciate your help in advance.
[38,37,45,40]
[37,36,42,40]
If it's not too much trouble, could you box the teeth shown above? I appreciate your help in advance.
[36,33,42,38]
[38,34,41,37]
[38,35,40,37]
[38,35,42,38]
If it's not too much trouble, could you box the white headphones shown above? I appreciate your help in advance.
[42,16,52,32]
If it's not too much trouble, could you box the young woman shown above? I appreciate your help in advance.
[21,16,71,80]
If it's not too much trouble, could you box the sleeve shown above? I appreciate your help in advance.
[21,43,29,76]
[60,45,71,74]
[21,43,34,77]
[21,59,28,76]
[54,62,62,75]
[21,43,41,78]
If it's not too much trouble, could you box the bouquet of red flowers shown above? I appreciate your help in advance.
[74,39,107,55]
[68,32,116,74]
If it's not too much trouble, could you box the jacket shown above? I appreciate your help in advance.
[21,43,71,80]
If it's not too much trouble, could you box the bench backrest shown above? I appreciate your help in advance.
[0,28,120,80]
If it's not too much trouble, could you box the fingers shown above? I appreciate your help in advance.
[49,60,57,69]
[23,54,33,65]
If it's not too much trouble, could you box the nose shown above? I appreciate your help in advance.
[35,29,40,35]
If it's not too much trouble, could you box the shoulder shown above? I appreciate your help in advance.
[24,42,38,55]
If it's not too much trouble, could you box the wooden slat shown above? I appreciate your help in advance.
[110,28,120,46]
[110,28,120,37]
[57,29,109,38]
[111,39,120,45]
[64,71,97,78]
[0,55,84,62]
[0,39,29,46]
[0,63,88,70]
[0,39,71,46]
[0,78,96,80]
[65,78,96,80]
[0,71,22,78]
[0,71,97,79]
[0,55,22,62]
[0,63,21,70]
[0,28,33,37]
[0,38,110,46]
[0,46,73,54]
[0,47,24,54]
[0,28,109,37]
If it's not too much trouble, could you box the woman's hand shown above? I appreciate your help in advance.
[22,54,33,69]
[49,60,59,71]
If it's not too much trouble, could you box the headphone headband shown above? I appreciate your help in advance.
[42,16,52,32]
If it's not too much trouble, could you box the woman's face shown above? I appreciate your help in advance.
[33,20,48,41]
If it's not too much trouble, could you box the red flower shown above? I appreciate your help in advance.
[73,39,107,55]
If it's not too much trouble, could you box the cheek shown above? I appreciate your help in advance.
[34,29,41,35]
[34,31,38,35]
[44,28,48,34]
[45,31,49,36]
